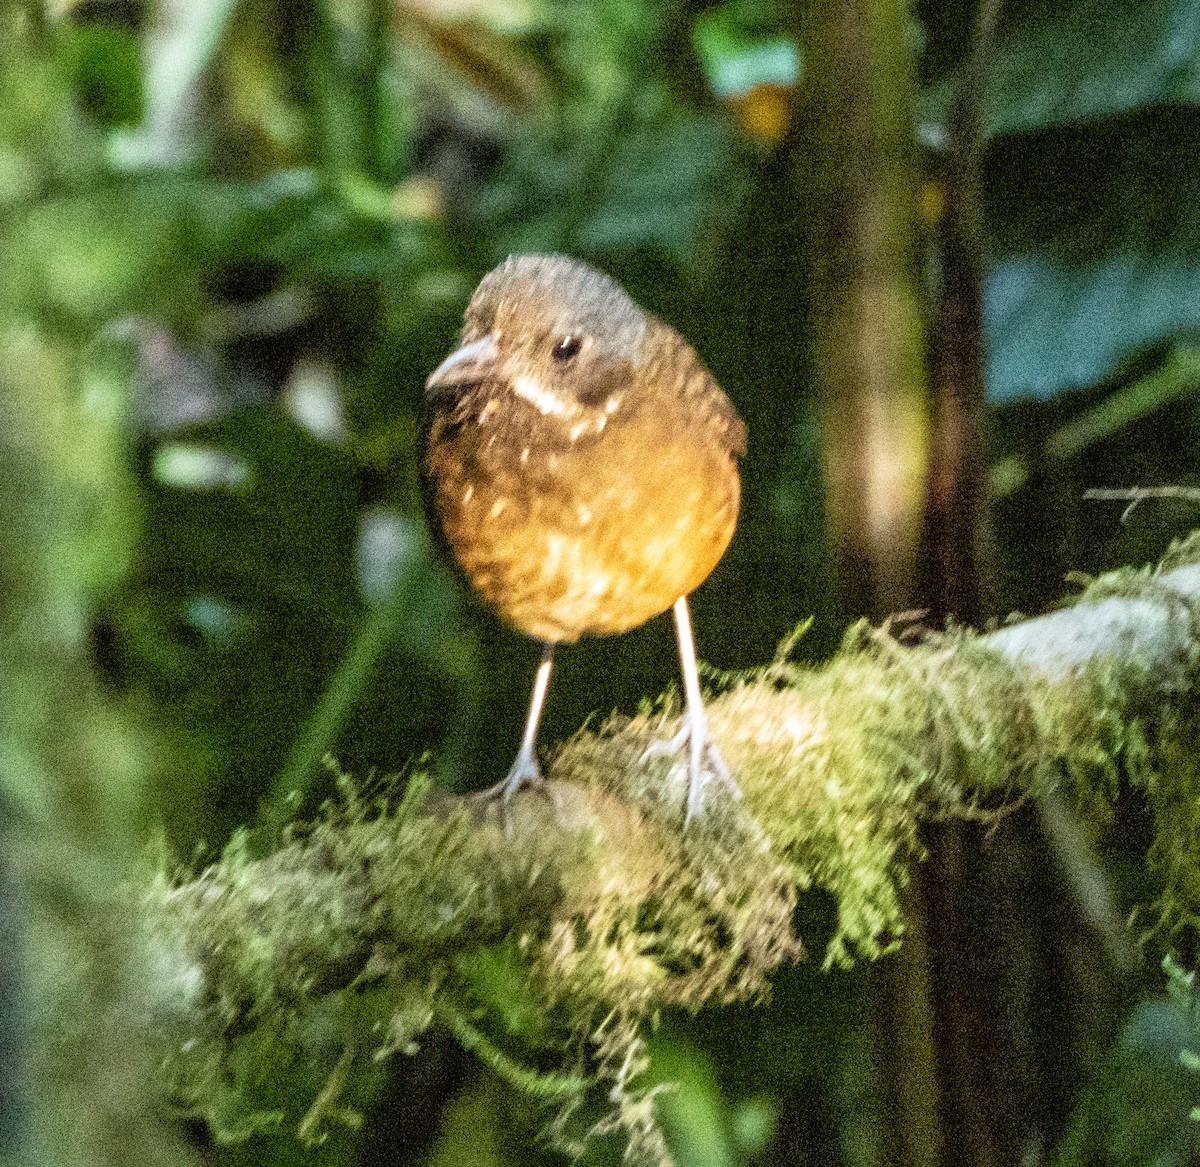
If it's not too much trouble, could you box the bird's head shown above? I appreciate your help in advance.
[425,255,648,418]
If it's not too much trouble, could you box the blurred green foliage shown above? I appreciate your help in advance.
[7,0,1200,1163]
[971,0,1200,400]
[1050,958,1200,1167]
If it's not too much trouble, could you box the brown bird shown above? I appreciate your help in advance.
[422,254,745,822]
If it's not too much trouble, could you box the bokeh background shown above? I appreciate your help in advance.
[4,0,1200,1163]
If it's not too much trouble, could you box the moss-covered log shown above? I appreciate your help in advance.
[144,537,1200,1159]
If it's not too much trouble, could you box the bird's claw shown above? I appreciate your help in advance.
[469,749,561,817]
[640,721,740,825]
[469,748,541,803]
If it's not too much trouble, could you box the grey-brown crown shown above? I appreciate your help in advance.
[463,254,648,358]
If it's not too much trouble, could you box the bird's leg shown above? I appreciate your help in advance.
[472,642,554,803]
[642,596,740,824]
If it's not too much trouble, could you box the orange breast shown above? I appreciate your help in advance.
[424,402,739,643]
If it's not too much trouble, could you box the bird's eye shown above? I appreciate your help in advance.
[552,335,583,362]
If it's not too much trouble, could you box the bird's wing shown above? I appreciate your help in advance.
[654,320,746,460]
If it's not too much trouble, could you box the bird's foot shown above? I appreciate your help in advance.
[640,718,741,826]
[469,747,556,809]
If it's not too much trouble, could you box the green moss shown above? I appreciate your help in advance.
[146,535,1200,1159]
[1066,535,1200,943]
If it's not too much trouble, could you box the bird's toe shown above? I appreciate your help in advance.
[641,721,740,824]
[470,748,544,805]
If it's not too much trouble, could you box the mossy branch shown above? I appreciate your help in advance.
[146,536,1200,1159]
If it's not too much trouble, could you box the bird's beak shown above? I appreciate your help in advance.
[425,334,500,394]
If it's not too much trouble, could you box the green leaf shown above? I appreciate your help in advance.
[1049,999,1200,1167]
[68,24,144,128]
[922,0,1200,138]
[578,113,741,261]
[991,0,1200,134]
[645,1035,739,1167]
[984,109,1200,401]
[693,3,800,98]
